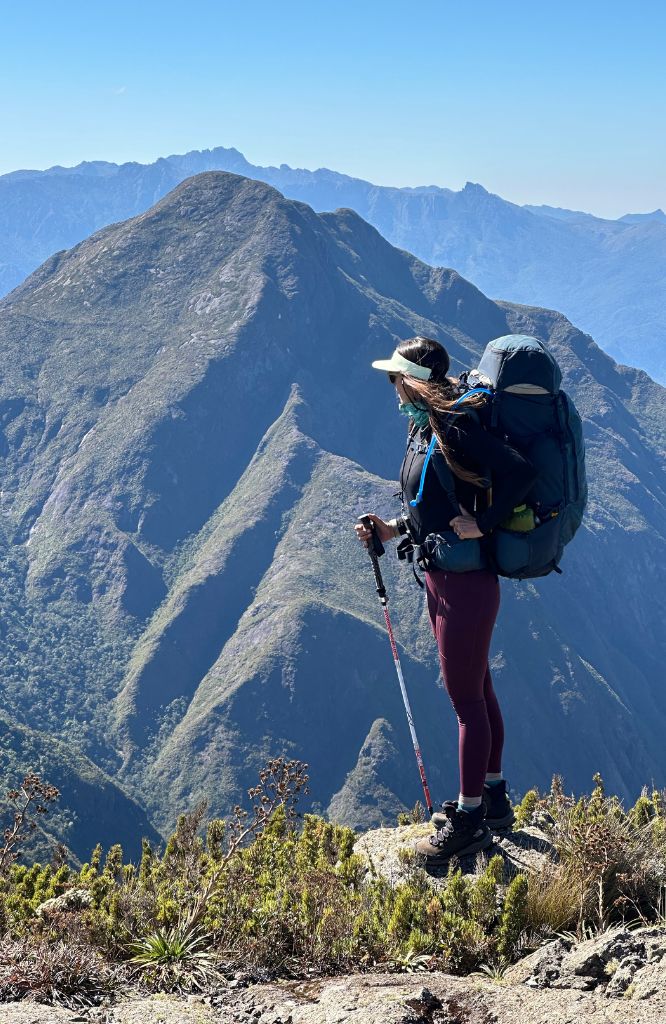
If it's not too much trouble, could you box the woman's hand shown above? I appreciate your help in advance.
[355,514,395,547]
[449,504,484,540]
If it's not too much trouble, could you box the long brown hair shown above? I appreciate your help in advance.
[396,336,488,487]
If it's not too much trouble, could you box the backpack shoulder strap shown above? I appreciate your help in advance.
[409,389,492,510]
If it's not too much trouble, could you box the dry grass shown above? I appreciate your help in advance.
[518,775,666,938]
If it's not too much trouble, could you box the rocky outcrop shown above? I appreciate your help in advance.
[353,821,555,886]
[504,925,666,1000]
[2,931,666,1023]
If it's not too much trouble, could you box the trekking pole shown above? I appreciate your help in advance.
[358,516,434,816]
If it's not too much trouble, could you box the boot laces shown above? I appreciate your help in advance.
[429,805,469,847]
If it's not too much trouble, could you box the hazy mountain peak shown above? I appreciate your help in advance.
[462,181,489,195]
[618,209,666,224]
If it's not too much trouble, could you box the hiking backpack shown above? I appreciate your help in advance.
[456,334,587,579]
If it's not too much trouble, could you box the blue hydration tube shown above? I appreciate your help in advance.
[409,388,492,507]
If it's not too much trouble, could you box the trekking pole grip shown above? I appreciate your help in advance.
[358,515,387,601]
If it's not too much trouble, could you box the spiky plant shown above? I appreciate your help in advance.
[477,954,511,982]
[387,947,432,973]
[127,918,220,992]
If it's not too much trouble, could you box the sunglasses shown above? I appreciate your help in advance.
[388,373,401,384]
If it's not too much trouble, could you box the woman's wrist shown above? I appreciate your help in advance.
[388,517,407,539]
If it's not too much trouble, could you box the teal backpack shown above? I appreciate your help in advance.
[457,334,587,579]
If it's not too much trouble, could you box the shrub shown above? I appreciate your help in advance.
[470,855,503,929]
[0,773,60,876]
[550,776,666,931]
[396,803,426,826]
[514,788,539,828]
[519,775,666,938]
[2,766,665,994]
[497,875,529,958]
[0,938,116,1007]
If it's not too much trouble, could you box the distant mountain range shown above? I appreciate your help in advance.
[0,171,664,858]
[524,204,666,225]
[1,146,665,383]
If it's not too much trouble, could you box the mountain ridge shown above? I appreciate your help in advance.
[0,170,664,836]
[2,147,666,382]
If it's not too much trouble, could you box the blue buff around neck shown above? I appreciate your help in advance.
[398,401,430,429]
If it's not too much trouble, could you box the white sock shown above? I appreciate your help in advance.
[458,794,483,811]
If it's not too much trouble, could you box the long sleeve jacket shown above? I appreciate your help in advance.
[398,413,538,547]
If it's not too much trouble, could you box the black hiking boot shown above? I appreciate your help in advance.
[431,781,515,833]
[414,803,492,863]
[482,779,515,830]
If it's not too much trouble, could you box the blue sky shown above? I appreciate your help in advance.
[2,0,664,218]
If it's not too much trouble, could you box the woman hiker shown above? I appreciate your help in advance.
[355,336,537,862]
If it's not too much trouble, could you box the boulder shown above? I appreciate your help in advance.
[506,924,666,1000]
[503,937,573,986]
[353,822,555,888]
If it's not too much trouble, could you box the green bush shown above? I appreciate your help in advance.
[497,875,528,958]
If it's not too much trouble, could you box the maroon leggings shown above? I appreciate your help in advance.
[425,567,504,798]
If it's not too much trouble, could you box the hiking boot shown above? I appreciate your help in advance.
[482,779,515,830]
[414,803,492,863]
[431,781,515,832]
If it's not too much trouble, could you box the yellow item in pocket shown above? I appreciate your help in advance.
[501,504,536,532]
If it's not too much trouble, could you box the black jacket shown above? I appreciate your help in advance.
[399,413,538,546]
